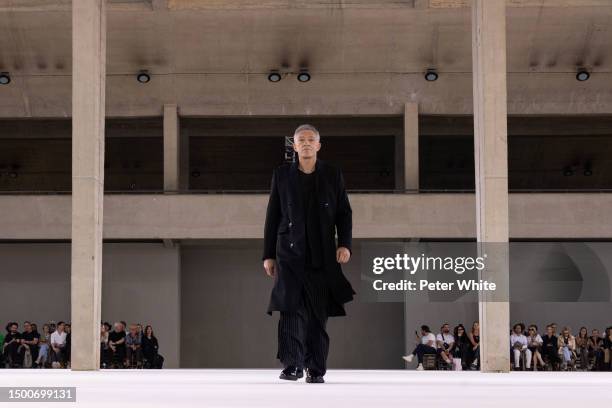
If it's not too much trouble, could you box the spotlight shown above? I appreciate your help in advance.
[0,72,10,85]
[563,167,574,177]
[191,170,201,178]
[8,171,18,178]
[576,69,590,82]
[424,69,438,82]
[297,71,311,83]
[136,70,150,83]
[267,71,282,82]
[584,164,593,176]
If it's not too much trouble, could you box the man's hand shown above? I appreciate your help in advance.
[336,247,351,264]
[263,258,277,277]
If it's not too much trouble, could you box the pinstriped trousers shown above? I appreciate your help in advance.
[277,268,330,376]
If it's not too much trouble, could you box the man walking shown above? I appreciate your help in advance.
[262,124,355,384]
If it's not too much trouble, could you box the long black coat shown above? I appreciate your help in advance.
[262,159,355,316]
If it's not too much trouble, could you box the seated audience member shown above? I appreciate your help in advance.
[588,329,604,370]
[108,322,127,368]
[142,325,160,369]
[575,327,590,370]
[35,324,51,368]
[436,323,454,365]
[125,324,143,368]
[50,321,67,368]
[467,321,480,370]
[557,326,576,370]
[450,324,470,370]
[603,327,612,370]
[64,324,71,368]
[0,329,4,367]
[2,322,22,368]
[100,322,112,368]
[510,323,528,369]
[541,324,559,370]
[526,325,544,369]
[19,321,40,368]
[402,325,437,370]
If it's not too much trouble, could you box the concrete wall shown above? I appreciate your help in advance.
[180,240,405,369]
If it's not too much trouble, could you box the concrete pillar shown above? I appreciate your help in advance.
[472,0,510,372]
[404,102,419,192]
[70,0,106,371]
[164,104,181,191]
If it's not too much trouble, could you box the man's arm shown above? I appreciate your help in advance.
[262,168,281,261]
[335,168,352,255]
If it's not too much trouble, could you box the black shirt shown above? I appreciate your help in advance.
[21,331,40,346]
[142,336,159,360]
[299,169,323,269]
[3,332,21,345]
[108,331,126,348]
[542,334,558,349]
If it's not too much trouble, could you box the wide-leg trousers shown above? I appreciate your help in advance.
[277,269,330,376]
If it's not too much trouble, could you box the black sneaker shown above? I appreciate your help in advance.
[306,369,325,383]
[279,366,304,381]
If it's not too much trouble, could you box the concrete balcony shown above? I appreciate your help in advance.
[0,192,611,240]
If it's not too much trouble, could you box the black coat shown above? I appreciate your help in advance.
[262,159,355,316]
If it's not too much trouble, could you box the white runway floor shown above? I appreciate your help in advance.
[1,369,612,407]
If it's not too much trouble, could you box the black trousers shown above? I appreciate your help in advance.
[277,268,330,376]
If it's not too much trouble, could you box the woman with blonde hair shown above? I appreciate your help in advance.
[557,326,576,370]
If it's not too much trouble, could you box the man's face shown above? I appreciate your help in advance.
[442,325,450,333]
[546,326,553,335]
[58,323,65,332]
[130,326,137,335]
[9,324,18,334]
[593,330,600,337]
[514,326,522,335]
[24,323,31,332]
[293,130,321,159]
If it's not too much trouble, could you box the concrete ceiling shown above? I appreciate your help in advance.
[0,0,611,117]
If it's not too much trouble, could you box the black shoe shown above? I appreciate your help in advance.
[306,369,325,383]
[279,366,303,381]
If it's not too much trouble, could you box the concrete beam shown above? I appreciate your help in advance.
[1,193,612,240]
[404,103,419,192]
[163,104,180,191]
[472,0,510,372]
[70,0,106,371]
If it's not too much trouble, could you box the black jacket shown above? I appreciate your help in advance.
[262,159,355,316]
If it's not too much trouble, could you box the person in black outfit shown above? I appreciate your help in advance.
[108,322,127,368]
[19,321,40,367]
[541,324,559,370]
[262,124,354,384]
[142,325,161,368]
[3,322,22,368]
[450,324,471,369]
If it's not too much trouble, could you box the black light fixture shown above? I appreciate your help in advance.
[191,169,201,178]
[297,70,311,83]
[563,166,574,177]
[267,71,282,82]
[424,69,438,82]
[584,163,593,176]
[136,70,151,83]
[576,69,590,82]
[0,72,10,85]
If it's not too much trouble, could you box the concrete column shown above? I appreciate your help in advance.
[71,0,106,371]
[164,104,181,191]
[472,0,510,372]
[404,102,419,192]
